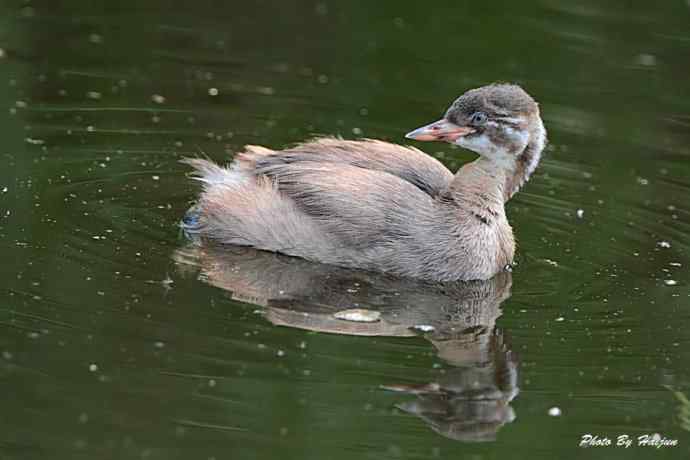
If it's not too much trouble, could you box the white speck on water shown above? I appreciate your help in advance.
[88,363,99,372]
[86,126,95,132]
[555,316,565,322]
[352,127,363,135]
[152,175,160,181]
[151,94,166,104]
[669,262,682,267]
[86,91,102,100]
[315,2,328,15]
[78,413,89,423]
[2,351,12,360]
[257,86,275,95]
[317,74,329,84]
[89,33,103,44]
[208,87,219,96]
[664,280,678,286]
[334,308,381,323]
[154,341,165,349]
[276,349,285,357]
[636,177,649,185]
[576,209,584,219]
[657,241,671,249]
[208,379,216,387]
[0,48,5,58]
[15,100,27,108]
[544,259,559,267]
[412,324,435,332]
[635,53,657,66]
[298,341,307,349]
[548,407,562,417]
[25,137,45,145]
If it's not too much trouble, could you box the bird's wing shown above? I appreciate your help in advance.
[237,137,454,198]
[247,159,442,249]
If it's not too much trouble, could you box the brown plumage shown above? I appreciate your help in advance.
[183,83,546,281]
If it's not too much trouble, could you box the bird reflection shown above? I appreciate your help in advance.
[174,243,519,442]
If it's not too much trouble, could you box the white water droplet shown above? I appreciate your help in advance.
[334,309,380,323]
[635,53,657,66]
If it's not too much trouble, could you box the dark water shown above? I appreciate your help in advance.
[2,1,690,459]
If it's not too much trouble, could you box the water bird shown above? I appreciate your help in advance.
[183,83,546,281]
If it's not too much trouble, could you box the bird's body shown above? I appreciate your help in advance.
[184,84,546,281]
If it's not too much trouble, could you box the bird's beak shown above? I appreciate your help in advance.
[405,119,475,142]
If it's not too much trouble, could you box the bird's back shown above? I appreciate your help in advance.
[238,137,454,197]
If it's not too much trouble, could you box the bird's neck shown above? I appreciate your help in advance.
[503,120,546,201]
[446,160,507,212]
[450,119,546,203]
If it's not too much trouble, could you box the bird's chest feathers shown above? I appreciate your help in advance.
[446,189,514,265]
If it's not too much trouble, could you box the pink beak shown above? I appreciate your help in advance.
[405,119,475,142]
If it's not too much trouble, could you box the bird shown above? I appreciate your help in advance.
[182,83,547,281]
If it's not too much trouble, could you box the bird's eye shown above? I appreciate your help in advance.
[470,112,487,125]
